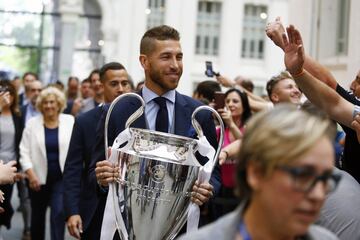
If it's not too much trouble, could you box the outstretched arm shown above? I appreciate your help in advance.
[283,25,354,127]
[215,75,272,112]
[266,17,337,89]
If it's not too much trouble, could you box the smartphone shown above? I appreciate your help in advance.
[205,61,214,77]
[214,91,225,110]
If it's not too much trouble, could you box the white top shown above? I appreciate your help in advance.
[141,85,176,132]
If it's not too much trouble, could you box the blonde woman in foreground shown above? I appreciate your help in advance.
[181,104,340,240]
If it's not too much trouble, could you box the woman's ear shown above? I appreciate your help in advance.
[246,162,263,191]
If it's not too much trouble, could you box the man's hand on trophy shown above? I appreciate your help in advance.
[95,160,120,187]
[191,180,214,206]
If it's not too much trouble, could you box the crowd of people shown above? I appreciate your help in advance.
[0,17,360,240]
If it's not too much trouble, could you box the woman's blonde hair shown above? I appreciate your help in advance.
[36,86,66,114]
[236,103,334,199]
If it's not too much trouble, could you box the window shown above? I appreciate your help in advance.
[0,1,60,82]
[0,0,104,83]
[241,4,267,59]
[336,0,349,55]
[195,1,221,56]
[146,0,165,29]
[72,13,103,77]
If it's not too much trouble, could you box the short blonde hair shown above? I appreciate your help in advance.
[266,71,294,98]
[36,86,66,114]
[236,103,333,199]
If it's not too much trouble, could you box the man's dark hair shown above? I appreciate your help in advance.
[81,78,91,85]
[67,76,79,84]
[88,69,100,81]
[22,72,38,81]
[99,62,126,82]
[140,25,180,55]
[266,71,293,98]
[194,80,221,102]
[55,80,64,90]
[241,79,254,93]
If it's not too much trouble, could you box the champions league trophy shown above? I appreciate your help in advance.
[101,93,224,240]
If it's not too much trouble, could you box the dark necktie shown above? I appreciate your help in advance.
[153,97,169,133]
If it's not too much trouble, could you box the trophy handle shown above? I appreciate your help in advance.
[104,92,145,160]
[191,105,225,172]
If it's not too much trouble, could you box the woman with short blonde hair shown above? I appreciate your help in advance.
[182,104,341,240]
[236,104,335,198]
[36,87,66,114]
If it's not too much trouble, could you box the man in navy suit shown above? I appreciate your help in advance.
[90,25,221,238]
[63,62,133,239]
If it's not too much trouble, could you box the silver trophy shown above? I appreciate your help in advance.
[103,93,224,240]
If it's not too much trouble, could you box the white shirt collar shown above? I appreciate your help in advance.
[142,85,176,104]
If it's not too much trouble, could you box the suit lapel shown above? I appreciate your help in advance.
[174,92,192,137]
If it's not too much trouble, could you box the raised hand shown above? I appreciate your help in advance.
[283,25,305,75]
[265,16,286,50]
[0,91,10,109]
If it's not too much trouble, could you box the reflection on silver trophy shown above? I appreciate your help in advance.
[104,93,224,240]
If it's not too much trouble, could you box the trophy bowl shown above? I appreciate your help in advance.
[113,129,200,240]
[103,93,224,240]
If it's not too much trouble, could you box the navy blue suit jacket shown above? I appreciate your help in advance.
[63,106,103,232]
[89,91,221,197]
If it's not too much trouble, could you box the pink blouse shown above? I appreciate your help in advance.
[216,126,244,188]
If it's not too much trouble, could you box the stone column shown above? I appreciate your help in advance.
[58,0,83,83]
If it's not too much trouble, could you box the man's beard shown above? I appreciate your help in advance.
[148,68,180,92]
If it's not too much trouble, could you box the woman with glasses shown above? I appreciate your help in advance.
[181,104,340,240]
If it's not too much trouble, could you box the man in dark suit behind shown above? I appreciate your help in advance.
[90,25,221,239]
[63,62,133,239]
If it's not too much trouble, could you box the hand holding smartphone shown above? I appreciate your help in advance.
[0,86,10,107]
